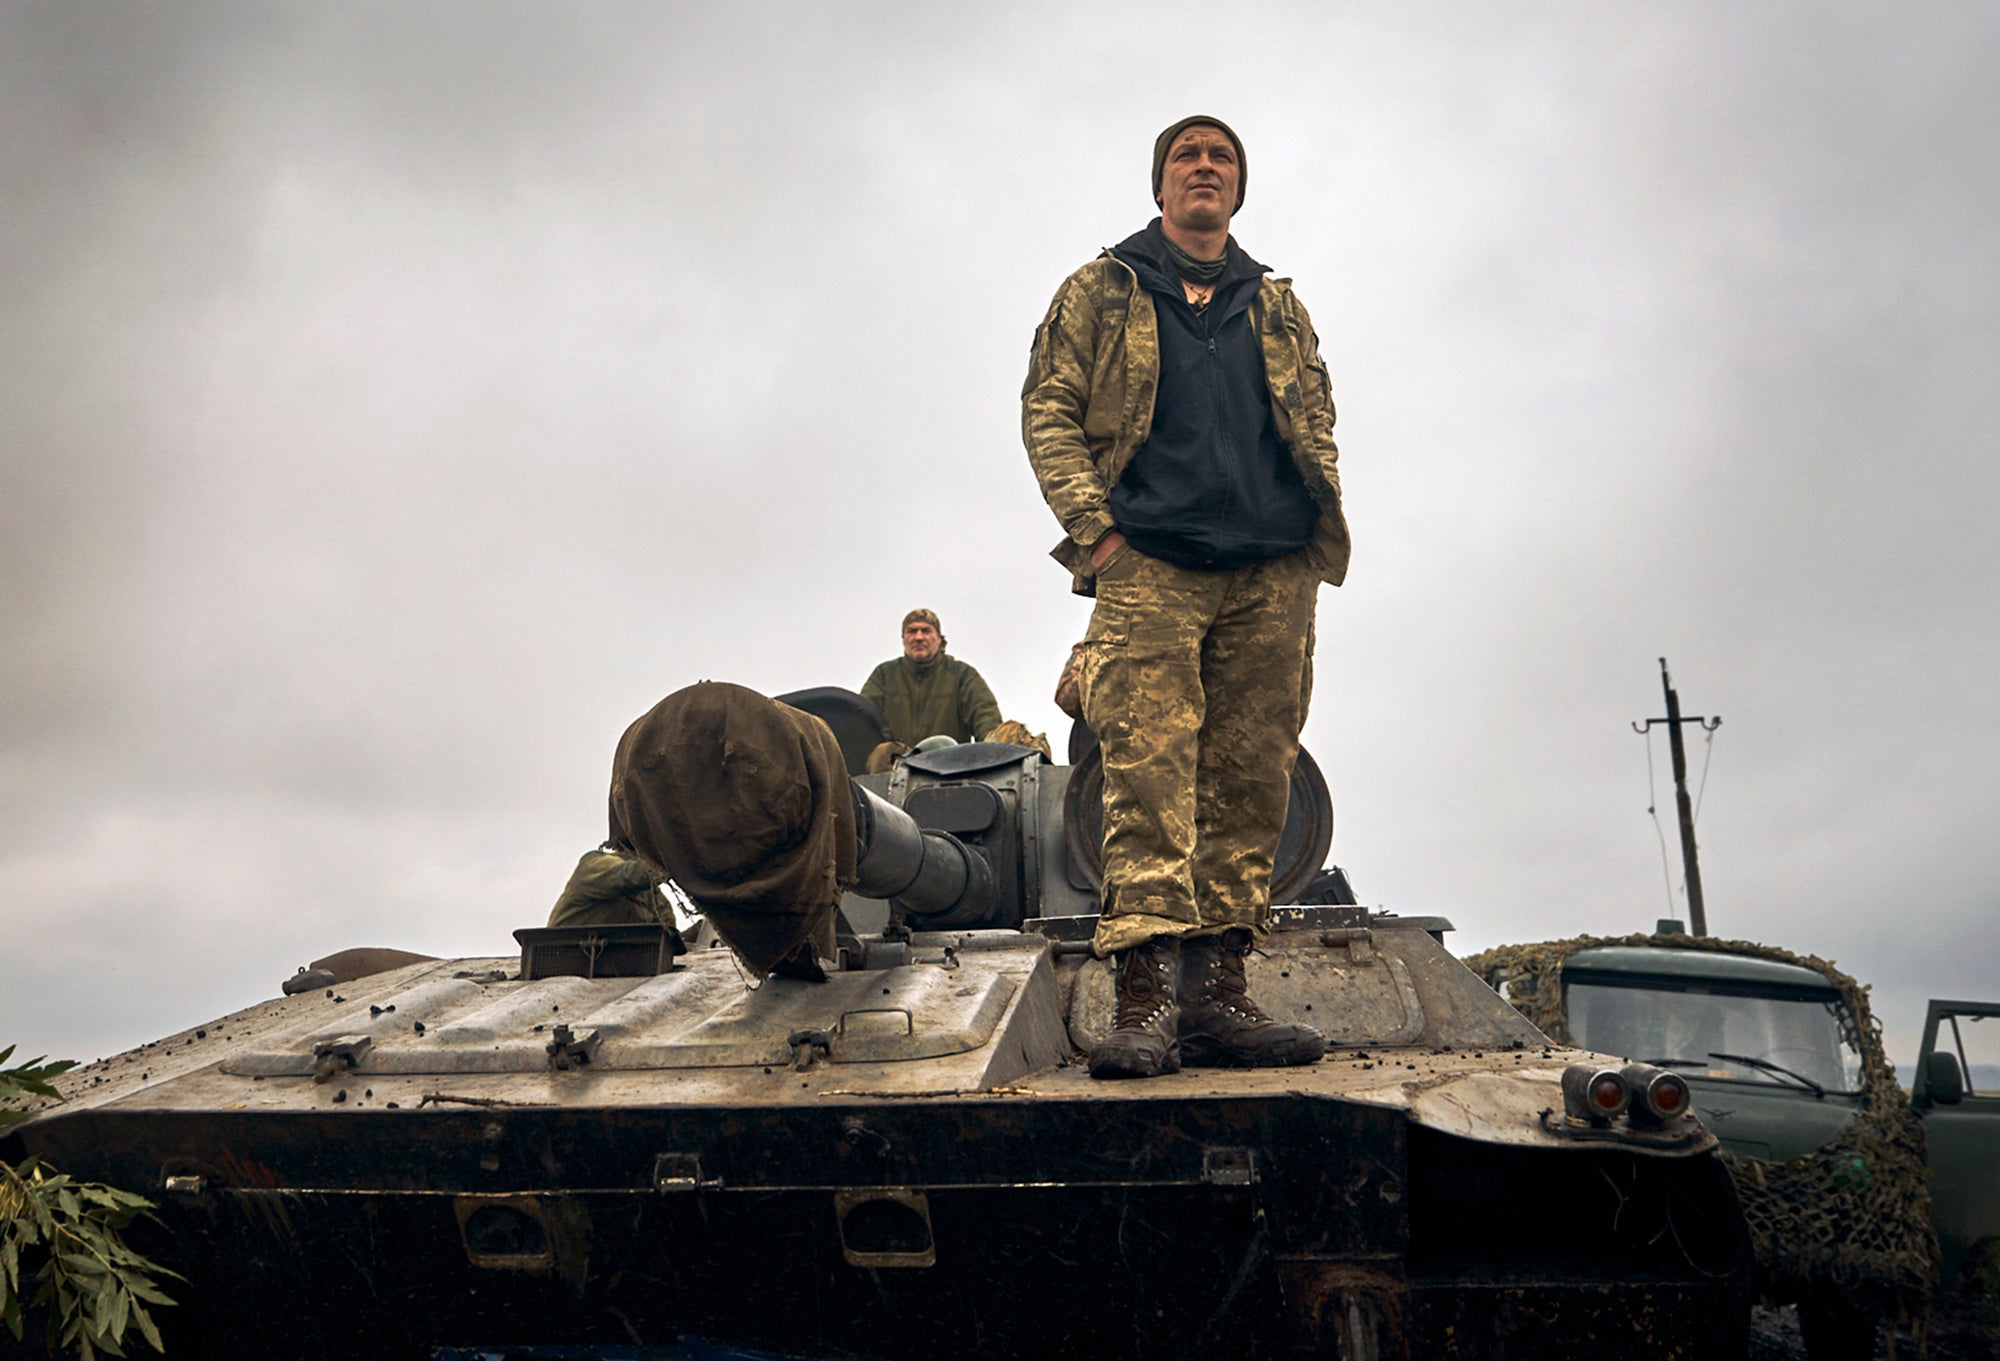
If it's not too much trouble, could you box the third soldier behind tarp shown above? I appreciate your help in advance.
[547,846,687,958]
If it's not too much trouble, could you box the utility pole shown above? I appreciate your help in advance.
[1633,658,1722,936]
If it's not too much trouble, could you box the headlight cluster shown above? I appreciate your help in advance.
[1561,1061,1692,1129]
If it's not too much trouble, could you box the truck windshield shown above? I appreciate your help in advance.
[1566,980,1864,1094]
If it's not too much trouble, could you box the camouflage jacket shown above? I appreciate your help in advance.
[1022,250,1350,596]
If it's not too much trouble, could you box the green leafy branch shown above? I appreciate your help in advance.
[0,1046,75,1129]
[2,1048,179,1359]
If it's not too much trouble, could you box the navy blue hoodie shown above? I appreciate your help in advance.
[1105,220,1318,571]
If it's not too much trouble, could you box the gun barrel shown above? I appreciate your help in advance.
[851,783,996,927]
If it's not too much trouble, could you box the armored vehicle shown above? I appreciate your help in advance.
[3,685,1753,1360]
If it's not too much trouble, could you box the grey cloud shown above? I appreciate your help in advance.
[4,2,1996,1071]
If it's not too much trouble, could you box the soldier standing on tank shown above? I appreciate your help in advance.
[1022,116,1350,1079]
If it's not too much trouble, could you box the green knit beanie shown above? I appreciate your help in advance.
[1151,115,1246,212]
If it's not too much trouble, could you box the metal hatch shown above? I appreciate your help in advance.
[217,951,1019,1077]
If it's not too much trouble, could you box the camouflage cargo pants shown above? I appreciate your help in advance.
[1079,545,1319,956]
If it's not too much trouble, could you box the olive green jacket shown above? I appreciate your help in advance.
[548,849,679,936]
[1022,251,1350,596]
[860,654,1002,746]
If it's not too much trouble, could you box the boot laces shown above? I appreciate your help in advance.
[1114,946,1172,1028]
[1213,936,1274,1022]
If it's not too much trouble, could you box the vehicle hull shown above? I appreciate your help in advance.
[12,1089,1749,1360]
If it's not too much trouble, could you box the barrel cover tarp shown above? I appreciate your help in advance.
[609,682,855,978]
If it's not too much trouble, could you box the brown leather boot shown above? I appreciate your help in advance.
[1180,929,1326,1068]
[1088,936,1182,1079]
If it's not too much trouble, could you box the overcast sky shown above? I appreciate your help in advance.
[4,1,1996,1069]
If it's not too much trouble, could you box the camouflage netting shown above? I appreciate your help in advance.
[1464,934,1940,1320]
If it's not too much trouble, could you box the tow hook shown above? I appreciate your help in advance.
[312,1035,372,1084]
[545,1025,601,1071]
[788,1028,833,1071]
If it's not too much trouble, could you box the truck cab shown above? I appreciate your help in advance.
[1559,946,1865,1160]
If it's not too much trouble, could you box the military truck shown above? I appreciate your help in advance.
[2,684,1756,1360]
[1468,934,2000,1361]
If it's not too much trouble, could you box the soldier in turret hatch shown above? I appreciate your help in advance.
[860,608,1003,752]
[1023,116,1350,1079]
